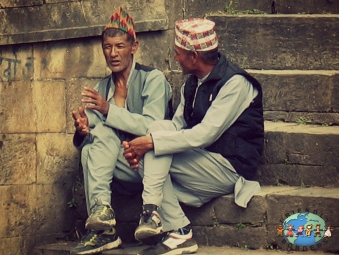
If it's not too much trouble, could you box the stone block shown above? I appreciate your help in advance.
[255,164,339,187]
[0,44,34,81]
[266,187,339,226]
[209,15,339,70]
[164,70,185,111]
[213,195,267,225]
[0,80,36,133]
[33,80,66,133]
[34,242,74,255]
[1,0,168,45]
[183,195,266,226]
[65,78,101,134]
[262,128,286,164]
[264,111,339,125]
[192,225,267,249]
[34,38,106,80]
[36,133,79,184]
[274,0,339,14]
[249,71,337,112]
[0,236,35,255]
[0,0,42,8]
[136,30,174,72]
[0,185,37,238]
[182,201,216,226]
[0,134,36,185]
[35,183,75,235]
[185,0,272,17]
[165,0,184,28]
[330,74,339,112]
[185,0,339,15]
[263,122,339,166]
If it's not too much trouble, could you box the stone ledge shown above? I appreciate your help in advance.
[33,242,339,255]
[0,0,169,45]
[69,186,339,251]
[208,14,339,70]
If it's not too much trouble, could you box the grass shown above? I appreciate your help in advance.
[296,116,311,125]
[224,1,266,15]
[235,222,246,230]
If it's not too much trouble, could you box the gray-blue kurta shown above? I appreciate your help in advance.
[74,59,172,214]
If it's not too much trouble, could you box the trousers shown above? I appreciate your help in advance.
[81,114,259,232]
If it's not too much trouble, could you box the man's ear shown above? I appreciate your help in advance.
[131,40,139,54]
[191,51,199,63]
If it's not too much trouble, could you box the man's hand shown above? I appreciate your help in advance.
[72,107,89,136]
[122,136,154,169]
[81,87,110,115]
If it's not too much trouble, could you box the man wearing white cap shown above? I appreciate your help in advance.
[123,18,264,255]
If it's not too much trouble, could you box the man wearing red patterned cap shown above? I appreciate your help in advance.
[71,7,172,255]
[123,18,264,255]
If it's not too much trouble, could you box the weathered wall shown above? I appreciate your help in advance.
[0,1,174,254]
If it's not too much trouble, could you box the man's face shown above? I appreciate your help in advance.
[174,45,194,75]
[102,33,138,73]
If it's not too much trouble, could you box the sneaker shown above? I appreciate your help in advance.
[134,204,163,241]
[138,227,198,255]
[85,198,116,230]
[72,228,122,255]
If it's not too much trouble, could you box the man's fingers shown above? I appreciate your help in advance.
[71,111,78,121]
[122,141,130,149]
[131,164,139,169]
[83,87,97,94]
[78,107,86,117]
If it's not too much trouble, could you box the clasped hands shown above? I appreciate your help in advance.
[122,136,154,169]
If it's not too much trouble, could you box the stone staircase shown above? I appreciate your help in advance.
[34,0,339,254]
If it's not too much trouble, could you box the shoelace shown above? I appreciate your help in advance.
[81,231,98,243]
[92,205,107,216]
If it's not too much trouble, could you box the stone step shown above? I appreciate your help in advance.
[168,70,339,124]
[257,121,339,186]
[34,242,338,255]
[186,0,339,15]
[207,14,339,70]
[250,70,339,115]
[37,186,339,254]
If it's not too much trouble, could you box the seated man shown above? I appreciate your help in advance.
[71,7,172,255]
[123,18,264,255]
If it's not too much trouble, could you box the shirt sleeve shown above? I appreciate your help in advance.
[151,75,258,155]
[104,70,172,136]
[170,84,187,130]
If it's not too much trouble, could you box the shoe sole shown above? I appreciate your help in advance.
[139,244,199,255]
[85,218,116,230]
[134,226,163,241]
[165,244,198,255]
[73,237,122,255]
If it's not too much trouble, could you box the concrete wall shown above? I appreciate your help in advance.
[1,0,338,254]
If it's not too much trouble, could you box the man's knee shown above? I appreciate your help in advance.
[148,120,176,133]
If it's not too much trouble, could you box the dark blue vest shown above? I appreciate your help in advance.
[183,54,264,180]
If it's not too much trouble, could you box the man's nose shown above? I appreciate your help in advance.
[110,47,117,57]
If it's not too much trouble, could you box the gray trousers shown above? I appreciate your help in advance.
[81,114,257,232]
[141,120,244,231]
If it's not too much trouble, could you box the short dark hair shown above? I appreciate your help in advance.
[101,28,135,44]
[197,47,219,63]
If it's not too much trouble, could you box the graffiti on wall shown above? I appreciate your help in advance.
[0,55,34,81]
